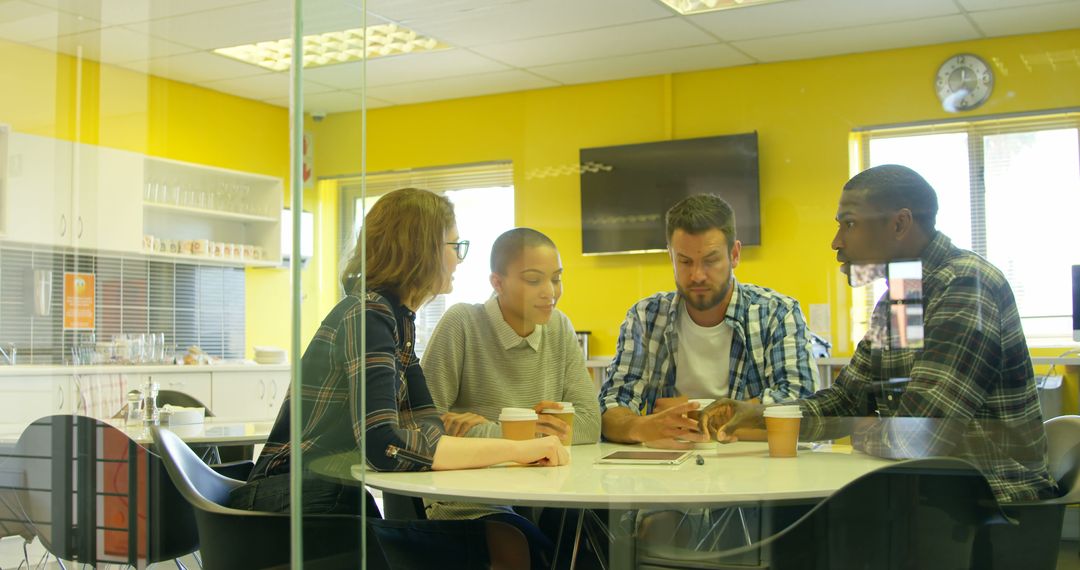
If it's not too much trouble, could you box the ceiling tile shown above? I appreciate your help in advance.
[370,0,674,48]
[27,0,261,26]
[366,69,557,105]
[532,44,753,85]
[126,0,372,50]
[197,74,336,101]
[472,18,717,68]
[968,2,1080,36]
[30,26,196,64]
[690,0,959,42]
[956,0,1064,10]
[733,15,980,62]
[263,90,390,113]
[0,1,100,43]
[117,51,272,84]
[302,49,509,90]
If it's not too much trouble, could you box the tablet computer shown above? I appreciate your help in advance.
[596,450,693,465]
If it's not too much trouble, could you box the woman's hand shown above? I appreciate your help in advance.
[511,435,570,466]
[441,412,488,437]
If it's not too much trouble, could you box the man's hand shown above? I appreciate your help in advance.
[698,398,766,442]
[441,412,488,437]
[631,401,702,442]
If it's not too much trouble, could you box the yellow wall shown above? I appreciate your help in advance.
[0,39,329,359]
[313,28,1080,358]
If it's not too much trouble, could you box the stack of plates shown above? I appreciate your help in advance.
[254,346,287,365]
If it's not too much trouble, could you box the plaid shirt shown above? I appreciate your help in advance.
[599,280,818,417]
[249,291,445,481]
[801,232,1056,503]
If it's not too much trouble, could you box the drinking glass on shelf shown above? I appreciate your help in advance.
[153,332,166,363]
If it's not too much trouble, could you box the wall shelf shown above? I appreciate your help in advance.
[143,202,278,223]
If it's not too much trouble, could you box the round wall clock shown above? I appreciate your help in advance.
[935,53,994,112]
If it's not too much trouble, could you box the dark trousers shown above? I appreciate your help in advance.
[228,472,380,516]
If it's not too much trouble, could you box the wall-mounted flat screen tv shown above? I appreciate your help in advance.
[580,132,760,255]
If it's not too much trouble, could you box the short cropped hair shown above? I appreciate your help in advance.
[665,194,737,251]
[844,164,939,232]
[490,228,557,274]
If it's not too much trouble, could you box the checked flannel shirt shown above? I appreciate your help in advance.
[800,232,1057,503]
[599,280,819,417]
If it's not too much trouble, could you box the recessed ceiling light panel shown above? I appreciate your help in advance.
[214,23,447,71]
[658,0,789,16]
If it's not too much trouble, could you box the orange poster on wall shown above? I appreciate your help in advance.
[63,272,95,330]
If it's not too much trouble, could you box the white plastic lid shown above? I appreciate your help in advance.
[499,407,538,421]
[763,405,803,418]
[541,402,574,414]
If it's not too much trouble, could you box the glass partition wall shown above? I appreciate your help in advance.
[0,0,347,566]
[2,0,1078,568]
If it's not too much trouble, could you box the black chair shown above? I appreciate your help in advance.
[638,457,1010,569]
[12,415,200,567]
[152,427,532,569]
[971,414,1080,570]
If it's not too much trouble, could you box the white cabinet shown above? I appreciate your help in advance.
[5,132,74,247]
[210,370,289,421]
[74,143,142,254]
[0,376,74,429]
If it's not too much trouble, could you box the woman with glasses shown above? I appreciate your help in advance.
[229,188,568,521]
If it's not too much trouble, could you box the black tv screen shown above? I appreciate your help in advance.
[580,132,760,255]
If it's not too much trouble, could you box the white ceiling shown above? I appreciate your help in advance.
[3,0,1078,114]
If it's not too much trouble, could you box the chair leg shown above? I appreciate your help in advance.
[192,550,203,568]
[175,557,188,570]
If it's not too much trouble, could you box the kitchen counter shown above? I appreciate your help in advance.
[0,363,290,376]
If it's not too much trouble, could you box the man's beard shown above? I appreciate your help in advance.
[679,272,733,312]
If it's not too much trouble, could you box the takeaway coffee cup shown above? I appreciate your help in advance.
[499,408,538,441]
[539,402,575,445]
[763,405,803,458]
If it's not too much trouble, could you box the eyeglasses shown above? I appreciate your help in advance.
[446,240,470,261]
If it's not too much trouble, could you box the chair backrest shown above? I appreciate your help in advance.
[639,457,1006,570]
[157,390,216,417]
[12,415,198,566]
[152,427,381,570]
[1044,415,1080,503]
[151,426,244,511]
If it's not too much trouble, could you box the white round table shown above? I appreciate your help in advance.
[354,442,896,509]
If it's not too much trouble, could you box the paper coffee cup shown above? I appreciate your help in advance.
[192,239,209,256]
[499,408,538,441]
[539,402,575,445]
[763,405,803,458]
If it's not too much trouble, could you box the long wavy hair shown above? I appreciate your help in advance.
[341,188,455,304]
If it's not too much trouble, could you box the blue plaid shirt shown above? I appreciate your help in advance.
[599,280,818,416]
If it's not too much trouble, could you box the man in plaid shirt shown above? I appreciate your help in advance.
[600,194,819,444]
[702,164,1056,505]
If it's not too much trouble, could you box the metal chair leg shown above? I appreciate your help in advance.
[192,550,203,568]
[175,557,188,570]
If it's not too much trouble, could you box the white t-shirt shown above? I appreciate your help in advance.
[675,302,734,399]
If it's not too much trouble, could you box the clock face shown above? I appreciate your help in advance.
[936,53,993,112]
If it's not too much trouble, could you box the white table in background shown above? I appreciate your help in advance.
[0,418,274,448]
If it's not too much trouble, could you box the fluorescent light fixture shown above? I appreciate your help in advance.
[658,0,789,15]
[214,23,447,71]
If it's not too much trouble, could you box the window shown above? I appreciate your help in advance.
[339,162,515,357]
[854,114,1080,344]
